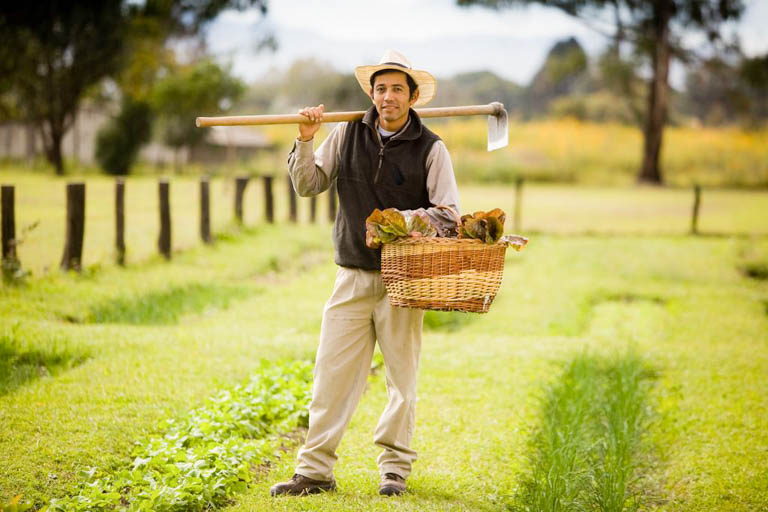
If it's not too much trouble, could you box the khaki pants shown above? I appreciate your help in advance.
[296,266,424,481]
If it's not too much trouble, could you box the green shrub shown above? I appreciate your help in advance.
[95,98,152,176]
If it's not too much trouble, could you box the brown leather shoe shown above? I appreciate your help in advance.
[269,473,336,496]
[379,472,406,496]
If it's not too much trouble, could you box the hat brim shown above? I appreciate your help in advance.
[354,64,436,107]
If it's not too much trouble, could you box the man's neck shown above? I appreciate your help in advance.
[379,112,409,132]
[376,116,411,141]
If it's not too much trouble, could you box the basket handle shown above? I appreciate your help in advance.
[433,205,462,229]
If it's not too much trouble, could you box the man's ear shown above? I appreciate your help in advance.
[409,88,420,106]
[369,88,375,103]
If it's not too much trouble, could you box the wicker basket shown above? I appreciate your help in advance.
[380,206,521,313]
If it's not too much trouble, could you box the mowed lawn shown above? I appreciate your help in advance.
[1,198,767,511]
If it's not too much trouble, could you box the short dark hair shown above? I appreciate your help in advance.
[370,69,418,99]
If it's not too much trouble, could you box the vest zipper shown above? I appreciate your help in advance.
[374,146,385,184]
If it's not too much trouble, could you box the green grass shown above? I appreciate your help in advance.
[1,182,767,510]
[510,350,655,512]
[82,282,255,325]
[0,327,90,396]
[46,360,313,511]
[2,166,767,281]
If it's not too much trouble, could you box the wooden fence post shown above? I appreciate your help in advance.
[288,179,297,223]
[234,176,249,224]
[328,182,337,223]
[514,177,523,233]
[115,179,125,266]
[60,182,86,271]
[1,184,17,266]
[691,183,701,235]
[310,196,317,223]
[158,179,171,259]
[200,177,212,244]
[263,176,274,223]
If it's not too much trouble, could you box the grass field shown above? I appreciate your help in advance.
[2,166,766,280]
[1,186,767,510]
[253,118,768,187]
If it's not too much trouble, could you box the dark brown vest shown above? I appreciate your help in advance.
[334,107,440,270]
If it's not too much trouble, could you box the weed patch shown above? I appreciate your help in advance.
[82,283,255,325]
[423,311,476,332]
[38,360,312,511]
[739,262,768,280]
[0,330,90,396]
[545,292,666,337]
[509,351,656,512]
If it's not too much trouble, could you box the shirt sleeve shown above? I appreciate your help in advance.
[402,139,461,236]
[287,123,347,197]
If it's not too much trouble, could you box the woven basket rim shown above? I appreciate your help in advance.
[385,237,504,247]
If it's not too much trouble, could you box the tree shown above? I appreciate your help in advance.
[458,0,745,184]
[0,1,126,175]
[0,0,269,175]
[151,60,245,170]
[96,97,154,175]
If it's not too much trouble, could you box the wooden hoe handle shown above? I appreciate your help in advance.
[196,102,505,127]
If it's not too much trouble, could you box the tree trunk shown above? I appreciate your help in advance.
[40,120,66,176]
[49,132,65,176]
[639,0,672,184]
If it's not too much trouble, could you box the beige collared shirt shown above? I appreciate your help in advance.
[288,120,461,234]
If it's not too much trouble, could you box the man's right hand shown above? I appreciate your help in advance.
[297,104,324,142]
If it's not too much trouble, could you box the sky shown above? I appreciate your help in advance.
[206,0,768,88]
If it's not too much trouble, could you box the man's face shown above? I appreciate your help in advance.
[370,71,419,130]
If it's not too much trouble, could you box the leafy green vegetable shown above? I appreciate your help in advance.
[365,208,437,248]
[459,209,507,244]
[406,212,438,238]
[43,360,313,512]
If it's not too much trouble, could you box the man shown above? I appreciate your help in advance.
[270,50,460,497]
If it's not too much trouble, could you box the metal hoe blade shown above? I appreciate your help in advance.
[487,102,508,152]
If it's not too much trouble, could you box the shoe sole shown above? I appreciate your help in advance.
[270,484,336,497]
[379,486,405,496]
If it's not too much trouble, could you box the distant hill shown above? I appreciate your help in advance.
[431,71,523,112]
[238,38,767,126]
[523,37,590,118]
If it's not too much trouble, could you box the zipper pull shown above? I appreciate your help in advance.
[374,147,384,183]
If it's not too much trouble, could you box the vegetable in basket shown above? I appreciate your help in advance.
[458,208,506,244]
[365,208,438,249]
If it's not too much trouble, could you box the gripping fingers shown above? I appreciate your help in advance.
[299,104,325,123]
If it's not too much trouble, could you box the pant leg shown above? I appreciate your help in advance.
[371,273,425,479]
[296,267,377,481]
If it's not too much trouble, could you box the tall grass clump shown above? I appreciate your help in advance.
[0,324,90,395]
[511,351,655,512]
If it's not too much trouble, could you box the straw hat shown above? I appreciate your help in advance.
[354,50,436,107]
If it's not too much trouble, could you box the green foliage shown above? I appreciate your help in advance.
[151,59,245,152]
[510,351,655,512]
[0,326,91,396]
[422,310,475,332]
[46,360,312,512]
[83,282,253,325]
[550,92,638,124]
[1,221,38,285]
[0,0,126,175]
[95,98,153,175]
[433,70,523,111]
